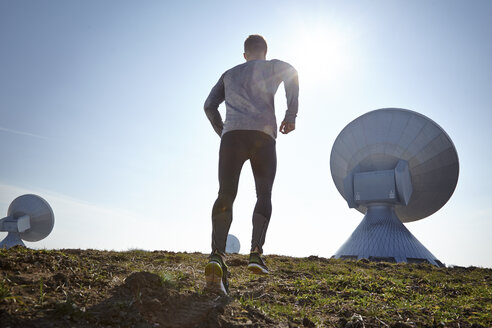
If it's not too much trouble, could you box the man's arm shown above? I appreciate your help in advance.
[204,74,225,137]
[276,62,299,134]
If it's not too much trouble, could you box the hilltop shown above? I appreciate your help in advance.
[0,247,490,327]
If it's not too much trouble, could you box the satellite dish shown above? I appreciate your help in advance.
[0,194,55,249]
[330,108,459,266]
[225,234,240,254]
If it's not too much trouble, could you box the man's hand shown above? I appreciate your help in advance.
[279,121,295,134]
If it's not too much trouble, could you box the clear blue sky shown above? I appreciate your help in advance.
[1,0,491,267]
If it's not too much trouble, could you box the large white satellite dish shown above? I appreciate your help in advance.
[330,108,459,266]
[225,234,240,254]
[0,194,55,249]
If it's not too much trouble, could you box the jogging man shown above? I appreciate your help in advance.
[204,35,299,294]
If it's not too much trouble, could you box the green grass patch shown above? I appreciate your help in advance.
[0,279,11,301]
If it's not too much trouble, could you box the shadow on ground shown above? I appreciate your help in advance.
[88,271,232,327]
[1,272,233,328]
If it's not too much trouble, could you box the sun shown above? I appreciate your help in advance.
[288,26,352,86]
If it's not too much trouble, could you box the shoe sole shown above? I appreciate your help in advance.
[247,263,269,275]
[205,261,227,295]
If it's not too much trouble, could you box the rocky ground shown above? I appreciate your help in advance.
[0,247,491,327]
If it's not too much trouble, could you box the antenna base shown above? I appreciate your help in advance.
[0,232,26,249]
[334,204,444,267]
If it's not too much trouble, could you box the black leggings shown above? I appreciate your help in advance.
[211,130,276,254]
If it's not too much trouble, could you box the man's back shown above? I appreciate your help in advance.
[204,59,298,139]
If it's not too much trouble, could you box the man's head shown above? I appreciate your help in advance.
[244,34,267,61]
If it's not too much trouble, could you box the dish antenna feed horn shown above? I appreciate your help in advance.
[0,194,55,249]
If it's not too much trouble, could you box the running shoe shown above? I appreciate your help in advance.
[205,253,229,295]
[248,252,269,274]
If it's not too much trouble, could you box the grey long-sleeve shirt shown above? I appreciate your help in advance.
[204,59,299,139]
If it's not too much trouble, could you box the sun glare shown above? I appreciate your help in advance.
[288,26,352,86]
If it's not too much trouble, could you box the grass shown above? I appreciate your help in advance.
[0,247,490,327]
[156,270,189,289]
[39,278,45,305]
[234,257,492,326]
[0,279,11,301]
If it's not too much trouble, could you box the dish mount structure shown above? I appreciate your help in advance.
[330,108,459,266]
[0,194,55,249]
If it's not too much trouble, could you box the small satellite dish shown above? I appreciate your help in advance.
[330,108,459,266]
[0,194,55,249]
[225,234,240,254]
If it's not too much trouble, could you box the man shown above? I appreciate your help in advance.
[204,34,299,295]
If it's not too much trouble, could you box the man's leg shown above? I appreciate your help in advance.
[207,132,248,294]
[249,132,277,254]
[211,131,248,255]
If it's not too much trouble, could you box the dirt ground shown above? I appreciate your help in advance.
[0,248,302,327]
[1,247,491,328]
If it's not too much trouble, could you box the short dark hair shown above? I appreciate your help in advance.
[244,34,267,55]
